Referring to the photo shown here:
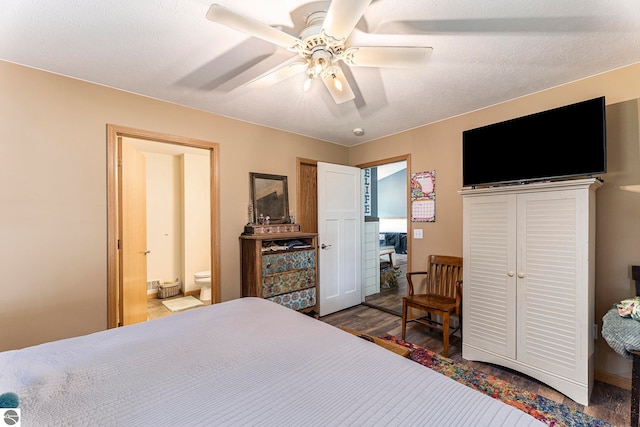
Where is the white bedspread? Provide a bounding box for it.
[0,298,543,426]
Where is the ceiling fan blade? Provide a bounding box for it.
[206,4,303,52]
[343,46,432,67]
[247,60,307,89]
[321,0,372,45]
[321,67,355,104]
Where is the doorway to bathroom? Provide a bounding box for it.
[106,125,220,328]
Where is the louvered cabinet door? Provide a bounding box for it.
[460,179,600,406]
[462,194,517,359]
[516,189,589,383]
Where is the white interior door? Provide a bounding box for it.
[317,162,362,316]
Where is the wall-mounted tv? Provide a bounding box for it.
[462,96,607,188]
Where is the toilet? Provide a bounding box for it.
[193,270,211,301]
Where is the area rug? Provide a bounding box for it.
[161,296,204,312]
[381,335,611,427]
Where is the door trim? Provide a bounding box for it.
[296,157,318,233]
[106,124,221,329]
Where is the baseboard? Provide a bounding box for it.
[595,369,631,390]
[147,291,158,300]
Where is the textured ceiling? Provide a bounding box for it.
[2,0,640,146]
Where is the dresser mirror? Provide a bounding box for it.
[250,172,290,224]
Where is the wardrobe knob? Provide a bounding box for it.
[507,271,515,277]
[518,272,525,279]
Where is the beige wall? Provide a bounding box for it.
[182,152,211,294]
[349,63,640,384]
[595,99,640,381]
[0,60,348,351]
[144,150,183,290]
[2,58,640,384]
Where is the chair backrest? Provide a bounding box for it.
[427,255,463,299]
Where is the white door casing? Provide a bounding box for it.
[317,162,362,316]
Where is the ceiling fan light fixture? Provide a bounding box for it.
[332,74,343,91]
[321,68,355,104]
[208,2,431,106]
[310,49,332,76]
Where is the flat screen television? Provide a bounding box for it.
[462,96,607,187]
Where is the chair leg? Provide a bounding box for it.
[401,300,408,340]
[426,313,434,331]
[442,314,449,358]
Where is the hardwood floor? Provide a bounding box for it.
[364,253,407,315]
[320,304,632,427]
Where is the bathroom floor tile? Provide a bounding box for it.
[146,295,208,320]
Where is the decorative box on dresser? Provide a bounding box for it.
[240,232,318,315]
[460,178,602,406]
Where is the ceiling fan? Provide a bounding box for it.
[206,0,433,104]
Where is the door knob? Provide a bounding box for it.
[321,244,332,249]
[143,250,151,255]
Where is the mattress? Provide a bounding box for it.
[0,297,544,426]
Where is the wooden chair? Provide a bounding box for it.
[401,255,463,358]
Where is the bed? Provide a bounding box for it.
[0,297,543,426]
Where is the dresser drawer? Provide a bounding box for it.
[267,287,316,311]
[262,268,315,298]
[240,232,318,315]
[262,249,315,275]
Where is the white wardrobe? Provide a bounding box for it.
[460,178,601,406]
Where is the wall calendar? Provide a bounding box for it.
[411,170,436,222]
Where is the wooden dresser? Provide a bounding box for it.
[240,232,318,315]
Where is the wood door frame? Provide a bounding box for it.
[356,154,412,274]
[296,157,318,233]
[107,124,221,329]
